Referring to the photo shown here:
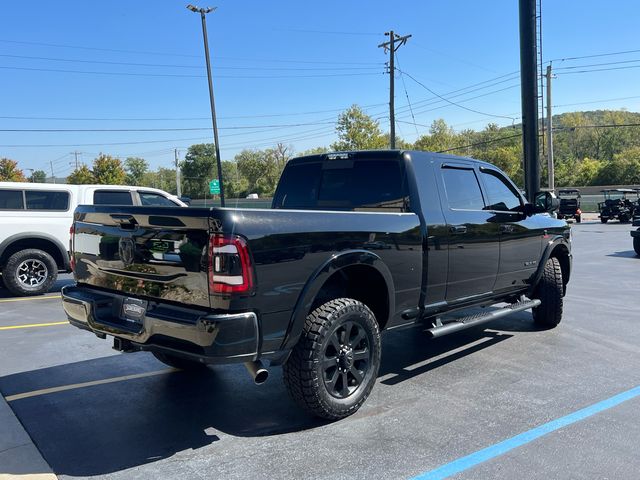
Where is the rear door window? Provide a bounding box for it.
[25,191,70,211]
[0,190,24,210]
[480,170,522,212]
[93,190,134,205]
[441,167,485,210]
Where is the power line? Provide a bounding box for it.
[552,95,640,109]
[554,58,640,71]
[436,133,522,153]
[394,53,419,136]
[555,65,640,75]
[549,48,640,63]
[396,68,518,122]
[0,65,383,79]
[0,53,383,72]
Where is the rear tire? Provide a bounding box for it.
[576,215,582,223]
[283,298,381,420]
[152,351,208,370]
[600,217,608,223]
[634,237,640,256]
[1,249,57,296]
[532,257,564,328]
[620,214,630,223]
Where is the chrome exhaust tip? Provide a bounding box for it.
[244,360,269,385]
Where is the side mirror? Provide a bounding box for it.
[179,195,192,206]
[533,191,559,214]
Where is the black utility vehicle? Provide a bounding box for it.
[632,217,640,256]
[598,188,637,223]
[557,189,582,223]
[62,151,571,419]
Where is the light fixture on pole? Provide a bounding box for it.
[186,4,225,206]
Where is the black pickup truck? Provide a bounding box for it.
[62,150,571,419]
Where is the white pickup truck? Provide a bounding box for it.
[0,182,187,296]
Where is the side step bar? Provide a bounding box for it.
[427,298,541,338]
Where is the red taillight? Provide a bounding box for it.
[208,234,254,294]
[69,223,75,271]
[576,209,582,215]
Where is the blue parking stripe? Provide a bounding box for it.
[411,385,640,480]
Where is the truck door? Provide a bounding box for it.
[439,165,500,301]
[477,168,542,292]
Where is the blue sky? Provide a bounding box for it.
[1,0,639,176]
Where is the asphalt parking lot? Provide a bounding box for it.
[1,220,639,480]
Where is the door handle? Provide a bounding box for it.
[449,225,467,234]
[499,224,515,233]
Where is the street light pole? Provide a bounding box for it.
[187,4,225,207]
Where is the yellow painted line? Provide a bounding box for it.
[0,321,69,331]
[0,294,61,303]
[5,368,177,402]
[0,474,58,480]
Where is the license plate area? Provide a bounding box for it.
[120,297,148,325]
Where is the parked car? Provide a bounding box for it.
[62,150,570,419]
[598,188,637,223]
[557,189,582,223]
[0,183,186,296]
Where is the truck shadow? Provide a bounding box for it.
[0,277,74,299]
[0,314,531,476]
[606,250,639,259]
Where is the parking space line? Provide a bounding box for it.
[0,321,69,331]
[0,294,61,303]
[410,385,640,480]
[5,368,177,402]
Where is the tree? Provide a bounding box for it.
[93,154,126,184]
[331,105,387,151]
[124,157,148,185]
[0,158,27,182]
[31,170,47,183]
[181,143,217,198]
[221,160,249,198]
[414,119,459,152]
[67,165,95,184]
[302,146,329,156]
[235,149,280,196]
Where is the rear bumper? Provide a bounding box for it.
[61,284,259,364]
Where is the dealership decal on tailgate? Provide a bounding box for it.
[121,297,147,324]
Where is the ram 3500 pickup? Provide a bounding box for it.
[62,150,571,419]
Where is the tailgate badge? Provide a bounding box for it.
[118,237,136,267]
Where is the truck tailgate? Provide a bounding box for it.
[72,206,212,307]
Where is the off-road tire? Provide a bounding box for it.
[152,351,208,370]
[576,215,582,223]
[600,217,608,223]
[620,214,630,223]
[2,249,57,296]
[532,257,563,328]
[633,236,640,256]
[283,298,381,420]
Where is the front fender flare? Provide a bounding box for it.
[527,236,571,296]
[280,250,395,351]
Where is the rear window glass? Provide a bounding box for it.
[0,190,24,210]
[273,159,408,211]
[139,192,178,206]
[25,191,70,210]
[93,190,134,205]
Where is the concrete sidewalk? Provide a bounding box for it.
[0,395,55,479]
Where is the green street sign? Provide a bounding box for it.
[209,179,220,195]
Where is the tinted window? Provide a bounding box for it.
[139,192,178,206]
[481,171,522,211]
[274,159,408,211]
[93,190,134,205]
[25,191,70,210]
[442,168,485,210]
[0,190,24,210]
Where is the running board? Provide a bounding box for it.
[427,298,541,338]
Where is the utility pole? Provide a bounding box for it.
[378,31,411,149]
[187,4,225,207]
[546,64,554,192]
[518,0,540,202]
[70,151,82,170]
[49,161,55,184]
[175,148,182,197]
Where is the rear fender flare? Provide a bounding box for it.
[281,250,395,351]
[0,232,70,271]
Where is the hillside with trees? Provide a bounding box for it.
[3,108,639,196]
